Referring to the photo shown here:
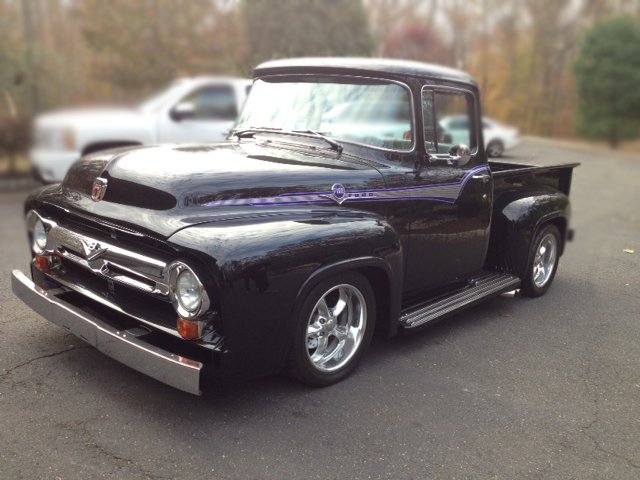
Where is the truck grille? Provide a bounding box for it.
[35,212,181,336]
[47,221,170,299]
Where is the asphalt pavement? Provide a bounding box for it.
[1,139,639,479]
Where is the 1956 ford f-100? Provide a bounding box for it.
[11,58,578,395]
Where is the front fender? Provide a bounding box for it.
[168,212,402,380]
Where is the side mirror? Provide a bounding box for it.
[170,101,196,121]
[448,144,472,166]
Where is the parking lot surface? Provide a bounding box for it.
[1,139,639,479]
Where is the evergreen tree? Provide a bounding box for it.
[573,18,640,147]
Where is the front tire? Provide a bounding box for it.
[521,224,561,297]
[288,272,375,386]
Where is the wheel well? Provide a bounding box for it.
[356,266,392,335]
[488,209,570,277]
[544,217,567,255]
[82,141,141,156]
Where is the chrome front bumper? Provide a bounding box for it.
[11,269,203,395]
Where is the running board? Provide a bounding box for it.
[400,271,521,329]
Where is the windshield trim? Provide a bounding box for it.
[241,73,417,155]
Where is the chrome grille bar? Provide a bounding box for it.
[44,219,170,298]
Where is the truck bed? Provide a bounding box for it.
[490,160,579,197]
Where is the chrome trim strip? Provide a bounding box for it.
[11,269,203,395]
[202,165,490,208]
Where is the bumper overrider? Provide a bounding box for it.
[11,269,204,395]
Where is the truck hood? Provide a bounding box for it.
[38,142,387,239]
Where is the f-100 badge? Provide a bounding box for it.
[331,183,347,204]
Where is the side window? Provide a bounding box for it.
[423,88,476,154]
[180,85,238,121]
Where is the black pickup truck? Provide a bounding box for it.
[12,58,577,395]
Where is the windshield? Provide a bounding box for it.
[235,77,414,151]
[138,80,186,113]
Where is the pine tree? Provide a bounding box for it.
[573,18,640,147]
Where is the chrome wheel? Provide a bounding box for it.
[532,233,557,288]
[305,284,367,373]
[521,224,561,298]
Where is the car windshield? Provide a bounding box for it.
[138,81,186,114]
[235,77,414,151]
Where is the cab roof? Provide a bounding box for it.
[254,57,477,87]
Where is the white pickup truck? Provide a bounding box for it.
[30,76,251,182]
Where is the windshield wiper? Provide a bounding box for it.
[230,126,283,138]
[293,129,343,154]
[232,127,343,155]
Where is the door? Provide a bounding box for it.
[403,85,492,296]
[157,84,239,143]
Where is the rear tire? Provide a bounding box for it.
[287,272,375,386]
[521,224,561,297]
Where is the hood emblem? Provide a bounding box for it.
[330,183,347,204]
[91,177,108,202]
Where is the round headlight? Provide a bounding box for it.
[168,262,210,320]
[176,269,202,313]
[33,219,48,253]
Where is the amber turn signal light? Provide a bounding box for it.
[35,254,54,272]
[177,317,203,340]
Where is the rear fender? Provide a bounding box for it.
[487,190,570,277]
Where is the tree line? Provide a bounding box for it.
[1,0,639,144]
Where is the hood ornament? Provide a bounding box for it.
[92,177,108,202]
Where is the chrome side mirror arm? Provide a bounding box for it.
[427,144,472,166]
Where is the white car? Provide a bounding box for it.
[30,77,252,182]
[319,100,413,148]
[440,116,520,157]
